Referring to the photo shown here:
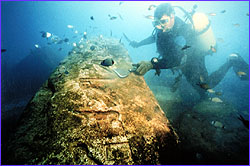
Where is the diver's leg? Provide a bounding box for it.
[208,53,249,88]
[181,55,209,99]
[208,60,232,88]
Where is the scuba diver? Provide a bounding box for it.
[128,3,249,99]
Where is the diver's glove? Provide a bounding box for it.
[129,41,140,48]
[135,61,153,75]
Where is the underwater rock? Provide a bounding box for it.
[174,100,248,164]
[3,37,178,165]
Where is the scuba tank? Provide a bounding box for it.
[173,5,216,53]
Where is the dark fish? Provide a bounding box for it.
[64,38,69,42]
[90,16,94,20]
[119,1,123,5]
[220,10,226,13]
[1,49,7,53]
[58,48,62,51]
[101,58,114,67]
[110,30,112,37]
[64,70,69,74]
[196,82,210,90]
[247,13,249,16]
[47,42,52,45]
[90,45,96,51]
[148,4,157,11]
[110,16,117,20]
[181,45,191,50]
[72,36,77,38]
[57,40,64,44]
[238,115,249,129]
[119,36,122,43]
[118,13,123,20]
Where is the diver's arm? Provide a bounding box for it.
[130,36,155,48]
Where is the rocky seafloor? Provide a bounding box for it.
[3,37,179,165]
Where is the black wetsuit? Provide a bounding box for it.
[137,16,247,99]
[153,17,195,69]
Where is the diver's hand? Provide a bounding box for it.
[129,41,140,48]
[135,61,153,75]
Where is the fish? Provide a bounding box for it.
[101,58,114,66]
[144,15,154,20]
[40,31,52,38]
[47,42,52,45]
[247,13,249,16]
[34,44,40,48]
[118,13,123,20]
[211,121,225,128]
[90,16,94,20]
[148,4,157,11]
[1,49,7,53]
[238,115,249,129]
[67,25,74,29]
[83,31,87,39]
[65,70,69,74]
[211,97,223,103]
[181,45,191,50]
[237,71,247,77]
[199,75,205,82]
[109,15,117,20]
[197,82,210,90]
[220,10,226,13]
[72,36,77,38]
[58,48,62,51]
[119,1,123,5]
[208,13,216,16]
[210,46,217,53]
[232,23,240,27]
[64,38,69,42]
[207,89,215,93]
[110,30,112,37]
[119,36,122,43]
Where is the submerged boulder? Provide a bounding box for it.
[3,37,179,165]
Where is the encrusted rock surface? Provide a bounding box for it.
[3,37,179,165]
